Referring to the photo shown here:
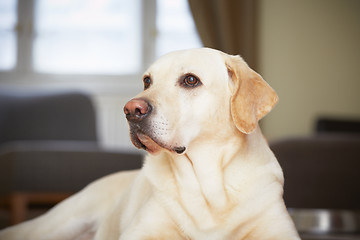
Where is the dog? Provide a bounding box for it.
[0,48,300,240]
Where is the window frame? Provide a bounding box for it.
[0,0,157,95]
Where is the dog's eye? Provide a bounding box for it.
[183,74,201,88]
[143,76,151,90]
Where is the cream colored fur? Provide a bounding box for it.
[0,48,300,240]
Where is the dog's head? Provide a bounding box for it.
[124,48,278,155]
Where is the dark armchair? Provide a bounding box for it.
[270,128,360,239]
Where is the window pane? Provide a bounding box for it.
[34,0,141,75]
[0,0,17,71]
[156,0,202,58]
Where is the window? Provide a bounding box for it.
[0,0,17,71]
[0,0,202,77]
[156,0,202,58]
[34,0,142,75]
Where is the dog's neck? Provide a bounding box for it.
[143,126,276,230]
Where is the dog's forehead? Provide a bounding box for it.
[145,49,227,83]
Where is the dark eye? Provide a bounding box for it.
[143,76,151,90]
[183,74,201,88]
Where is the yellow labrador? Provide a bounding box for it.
[0,48,300,240]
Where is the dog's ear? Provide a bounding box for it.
[225,55,278,134]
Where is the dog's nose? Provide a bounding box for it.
[124,98,152,122]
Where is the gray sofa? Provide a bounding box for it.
[0,91,143,226]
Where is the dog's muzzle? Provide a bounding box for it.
[124,98,186,155]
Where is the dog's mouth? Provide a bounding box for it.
[130,131,186,155]
[134,133,162,154]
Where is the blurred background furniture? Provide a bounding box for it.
[270,118,360,240]
[316,117,360,135]
[0,91,143,227]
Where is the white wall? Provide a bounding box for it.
[258,0,360,140]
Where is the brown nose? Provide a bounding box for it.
[124,98,152,122]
